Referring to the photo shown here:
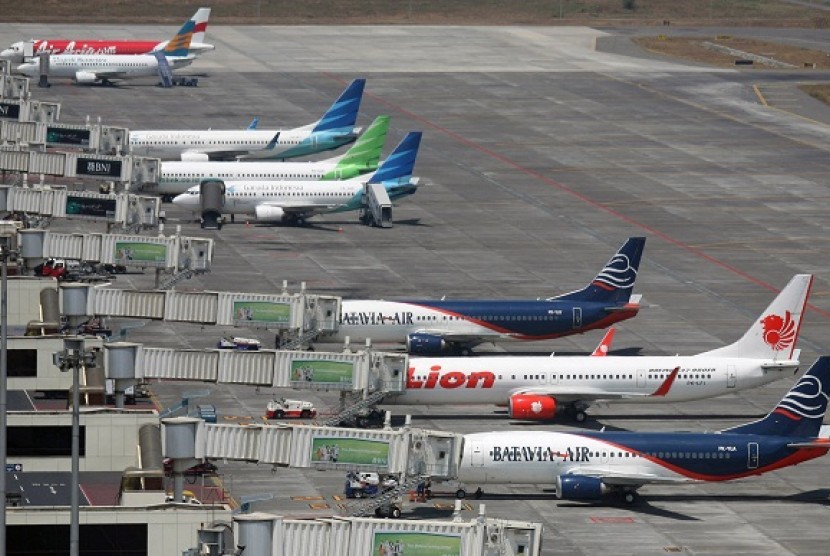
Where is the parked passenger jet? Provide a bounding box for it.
[129,79,367,162]
[320,237,646,354]
[15,19,197,85]
[0,8,213,63]
[156,115,389,199]
[172,131,423,225]
[454,355,830,504]
[389,274,811,422]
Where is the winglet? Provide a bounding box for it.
[591,328,615,357]
[651,367,679,397]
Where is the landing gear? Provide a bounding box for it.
[455,489,467,499]
[567,402,589,423]
[574,410,587,423]
[474,487,483,499]
[621,491,638,505]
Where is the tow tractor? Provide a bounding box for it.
[218,336,262,350]
[344,472,402,518]
[266,397,317,419]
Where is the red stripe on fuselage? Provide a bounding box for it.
[406,303,639,341]
[574,434,828,482]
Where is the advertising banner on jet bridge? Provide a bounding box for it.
[372,531,462,556]
[290,359,354,387]
[232,300,291,326]
[114,241,168,267]
[310,437,389,466]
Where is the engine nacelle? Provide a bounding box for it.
[180,151,210,162]
[556,475,607,501]
[508,394,557,420]
[255,205,287,222]
[406,333,447,355]
[74,71,97,84]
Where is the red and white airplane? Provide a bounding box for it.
[387,274,811,423]
[0,8,213,63]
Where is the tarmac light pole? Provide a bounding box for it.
[54,338,95,556]
[0,233,14,556]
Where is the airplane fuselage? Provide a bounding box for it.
[16,54,193,80]
[458,430,827,486]
[325,299,639,345]
[0,39,213,63]
[392,356,796,405]
[173,178,419,219]
[130,128,358,162]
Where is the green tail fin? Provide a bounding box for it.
[321,115,390,180]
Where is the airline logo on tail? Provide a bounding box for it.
[773,373,828,422]
[163,20,195,56]
[591,253,638,291]
[761,311,796,351]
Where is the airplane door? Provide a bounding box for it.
[636,369,647,388]
[471,442,485,467]
[747,442,759,469]
[572,307,582,329]
[727,365,737,389]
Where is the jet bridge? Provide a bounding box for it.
[0,145,159,184]
[162,416,463,517]
[0,186,160,230]
[0,98,60,123]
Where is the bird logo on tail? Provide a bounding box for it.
[760,311,795,351]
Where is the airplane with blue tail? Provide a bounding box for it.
[456,355,830,504]
[130,79,367,161]
[172,131,423,225]
[322,237,646,354]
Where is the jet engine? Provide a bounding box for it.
[255,205,286,222]
[406,333,447,355]
[180,151,210,162]
[74,71,98,84]
[556,475,607,501]
[508,394,556,420]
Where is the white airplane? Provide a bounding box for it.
[454,356,830,504]
[172,131,423,225]
[155,115,389,199]
[129,79,367,162]
[15,18,197,85]
[0,8,213,63]
[320,237,646,354]
[387,274,811,423]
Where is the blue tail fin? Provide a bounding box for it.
[247,117,259,130]
[312,79,366,133]
[368,132,422,184]
[554,237,646,304]
[723,356,830,437]
[162,19,196,57]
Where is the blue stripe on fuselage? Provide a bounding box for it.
[571,431,810,481]
[402,300,634,339]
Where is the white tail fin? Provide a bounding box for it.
[191,8,211,46]
[698,274,812,360]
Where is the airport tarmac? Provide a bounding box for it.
[3,24,830,555]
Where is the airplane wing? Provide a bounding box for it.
[510,367,680,402]
[262,202,345,217]
[564,468,695,486]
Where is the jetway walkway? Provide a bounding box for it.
[0,185,161,231]
[162,416,464,518]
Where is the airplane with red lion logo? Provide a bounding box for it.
[387,274,812,423]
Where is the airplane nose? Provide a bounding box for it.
[172,193,197,208]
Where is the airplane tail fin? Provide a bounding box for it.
[723,356,830,437]
[311,79,366,133]
[191,7,211,46]
[368,132,422,185]
[554,237,646,305]
[322,115,390,179]
[247,117,259,130]
[698,274,812,361]
[161,17,196,57]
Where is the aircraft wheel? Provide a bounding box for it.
[391,507,402,518]
[296,216,306,226]
[354,490,363,498]
[574,410,587,423]
[455,489,467,500]
[623,491,637,505]
[275,410,285,419]
[474,487,483,499]
[459,347,473,356]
